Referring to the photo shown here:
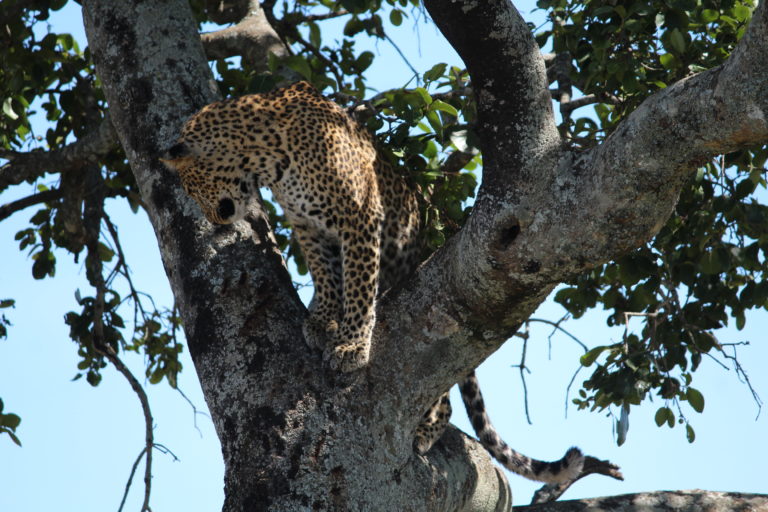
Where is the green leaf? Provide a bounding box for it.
[660,53,679,69]
[414,87,432,106]
[580,345,608,366]
[97,242,115,262]
[700,9,719,23]
[389,9,403,26]
[355,51,374,72]
[686,387,705,413]
[430,99,458,117]
[686,424,696,443]
[654,406,674,427]
[308,22,321,48]
[668,29,686,54]
[284,56,312,80]
[423,63,446,83]
[0,413,21,430]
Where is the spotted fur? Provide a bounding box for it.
[161,81,584,484]
[161,81,419,372]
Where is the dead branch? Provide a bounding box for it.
[531,456,624,504]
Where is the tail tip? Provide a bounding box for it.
[562,446,585,481]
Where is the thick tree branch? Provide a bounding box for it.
[0,114,116,192]
[201,0,290,68]
[518,490,768,511]
[369,0,768,439]
[423,0,559,191]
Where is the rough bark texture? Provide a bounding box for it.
[80,0,768,510]
[518,490,768,511]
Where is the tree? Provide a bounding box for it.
[1,0,767,510]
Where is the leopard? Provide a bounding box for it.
[161,80,584,484]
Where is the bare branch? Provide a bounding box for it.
[0,189,64,223]
[0,114,116,192]
[100,347,155,512]
[531,456,624,504]
[117,447,148,512]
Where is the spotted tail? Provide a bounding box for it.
[460,371,584,484]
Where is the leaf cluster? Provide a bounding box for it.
[539,0,765,441]
[1,0,183,434]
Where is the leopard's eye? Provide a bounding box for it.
[217,198,235,220]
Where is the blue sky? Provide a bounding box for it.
[0,2,766,511]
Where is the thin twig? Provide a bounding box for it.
[299,10,349,23]
[118,447,147,512]
[511,323,533,424]
[526,316,588,351]
[176,386,211,437]
[383,33,419,82]
[564,365,584,418]
[291,32,345,88]
[99,347,154,512]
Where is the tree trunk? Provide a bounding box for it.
[80,0,768,510]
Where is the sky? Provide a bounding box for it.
[1,2,767,511]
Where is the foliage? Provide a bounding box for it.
[0,0,765,448]
[0,398,22,446]
[537,0,766,441]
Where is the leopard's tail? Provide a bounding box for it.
[460,371,584,484]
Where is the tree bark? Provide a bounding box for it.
[518,490,768,511]
[81,0,511,510]
[80,0,768,510]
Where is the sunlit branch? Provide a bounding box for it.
[531,455,624,504]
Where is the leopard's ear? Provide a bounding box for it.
[159,142,191,170]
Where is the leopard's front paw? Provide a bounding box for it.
[303,316,337,351]
[324,341,370,372]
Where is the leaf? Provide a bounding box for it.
[0,413,21,430]
[284,56,312,80]
[654,406,674,427]
[430,99,458,117]
[413,87,432,106]
[686,424,696,443]
[668,29,686,54]
[580,345,608,366]
[616,404,630,446]
[700,9,719,23]
[389,9,403,26]
[659,53,678,69]
[3,98,19,120]
[355,51,374,72]
[423,63,446,83]
[308,22,321,48]
[687,387,705,413]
